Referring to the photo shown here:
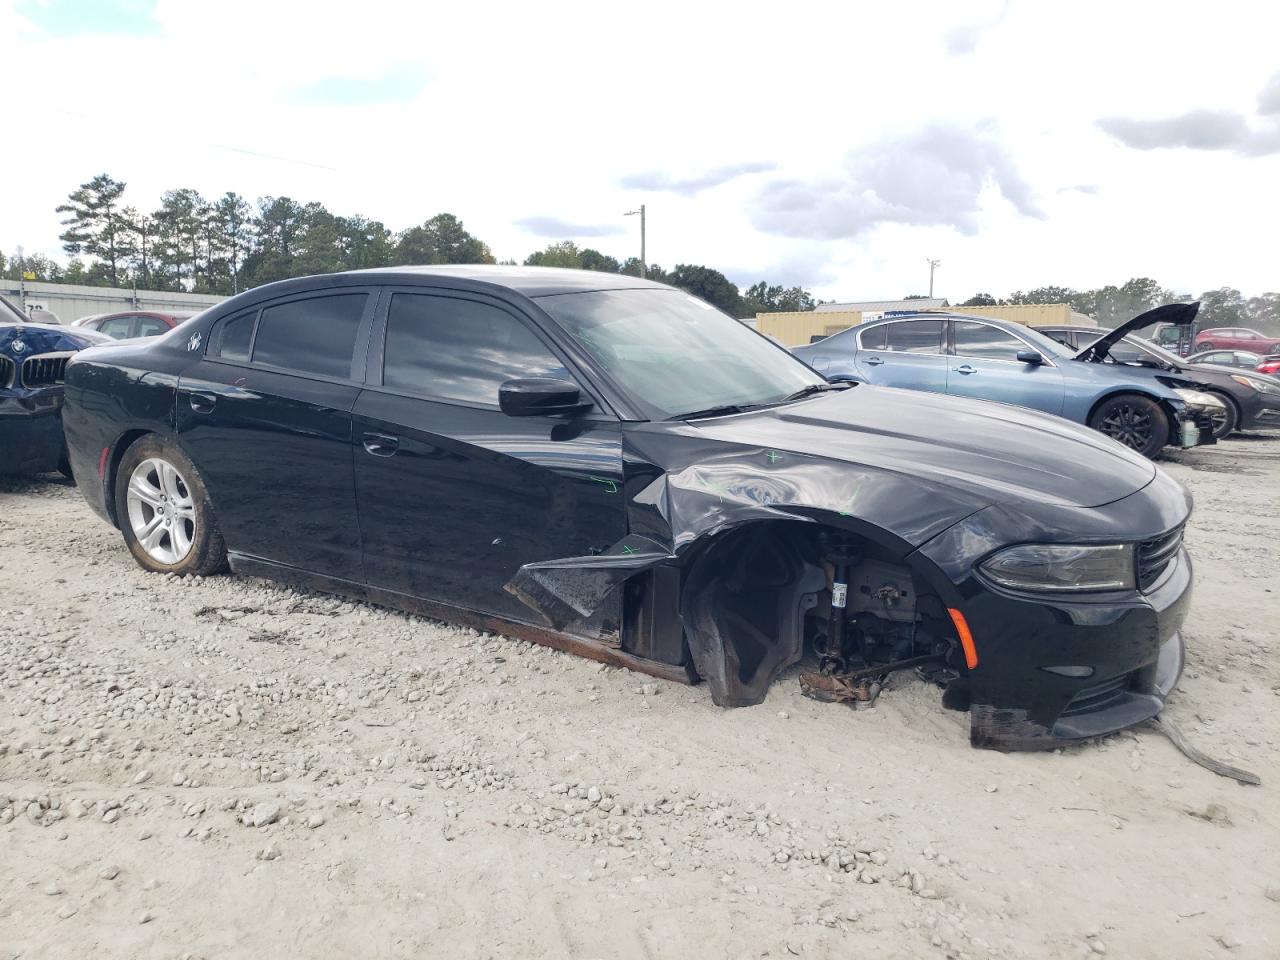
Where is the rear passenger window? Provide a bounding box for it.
[216,310,256,362]
[884,320,944,354]
[252,293,368,378]
[858,325,888,350]
[383,294,570,405]
[136,317,170,337]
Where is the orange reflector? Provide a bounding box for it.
[947,608,979,670]
[97,446,109,481]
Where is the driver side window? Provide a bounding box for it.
[382,293,571,405]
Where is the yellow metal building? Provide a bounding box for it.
[755,301,1094,347]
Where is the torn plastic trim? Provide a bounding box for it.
[503,533,673,630]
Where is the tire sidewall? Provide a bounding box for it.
[1089,394,1170,458]
[114,435,224,576]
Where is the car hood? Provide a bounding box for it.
[0,322,109,356]
[1179,361,1280,387]
[684,385,1156,511]
[1076,301,1199,362]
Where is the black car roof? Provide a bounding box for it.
[346,265,670,298]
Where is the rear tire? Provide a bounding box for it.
[1088,394,1170,459]
[1205,390,1239,440]
[114,435,228,576]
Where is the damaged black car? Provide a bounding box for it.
[61,267,1192,750]
[1,296,110,476]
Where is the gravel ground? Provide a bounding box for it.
[1,436,1278,960]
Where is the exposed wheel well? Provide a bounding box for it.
[678,519,958,707]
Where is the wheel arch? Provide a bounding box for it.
[1086,388,1179,437]
[675,514,960,707]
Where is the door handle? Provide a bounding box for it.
[953,365,977,375]
[188,392,216,413]
[864,356,885,366]
[362,432,400,457]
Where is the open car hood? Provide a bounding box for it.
[1076,301,1200,363]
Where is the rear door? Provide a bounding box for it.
[175,288,377,579]
[946,320,1065,415]
[855,319,948,392]
[352,287,626,622]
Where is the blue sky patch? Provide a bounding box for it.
[17,0,161,36]
[293,64,429,106]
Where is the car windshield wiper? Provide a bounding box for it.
[780,382,852,403]
[666,404,749,421]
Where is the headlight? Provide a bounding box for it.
[979,543,1135,593]
[1231,375,1280,395]
[1173,388,1224,410]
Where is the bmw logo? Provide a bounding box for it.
[11,339,25,354]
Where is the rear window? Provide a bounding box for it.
[884,319,944,354]
[216,310,256,362]
[252,293,368,378]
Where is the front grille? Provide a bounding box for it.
[20,353,70,387]
[1137,528,1183,590]
[0,355,13,388]
[1060,672,1133,717]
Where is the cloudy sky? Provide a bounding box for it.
[3,0,1278,302]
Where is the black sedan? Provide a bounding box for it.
[63,266,1192,750]
[1,296,110,476]
[1042,325,1280,437]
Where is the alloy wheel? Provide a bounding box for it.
[1098,404,1153,451]
[125,457,197,564]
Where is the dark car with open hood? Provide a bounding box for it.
[1,295,110,476]
[62,266,1192,750]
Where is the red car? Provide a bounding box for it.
[1194,326,1280,354]
[1258,356,1280,376]
[73,310,197,339]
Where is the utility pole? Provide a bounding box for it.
[624,204,646,278]
[926,258,941,298]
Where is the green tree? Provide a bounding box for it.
[242,196,306,287]
[961,293,999,306]
[1196,287,1247,330]
[122,207,155,288]
[524,240,583,269]
[153,188,209,290]
[394,213,494,265]
[742,282,817,314]
[56,173,130,287]
[212,192,254,293]
[667,264,744,315]
[579,248,621,273]
[1007,285,1076,306]
[1244,293,1280,335]
[619,257,668,283]
[337,214,393,271]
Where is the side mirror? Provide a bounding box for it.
[1016,350,1045,365]
[499,377,592,417]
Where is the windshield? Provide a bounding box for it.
[1012,323,1077,359]
[537,288,825,419]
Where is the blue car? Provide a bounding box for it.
[791,308,1214,459]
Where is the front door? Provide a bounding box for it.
[175,289,376,579]
[353,289,626,623]
[945,319,1065,415]
[855,318,949,392]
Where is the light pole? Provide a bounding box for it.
[624,204,646,278]
[926,258,941,298]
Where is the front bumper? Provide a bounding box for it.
[962,547,1192,750]
[914,470,1194,751]
[0,394,66,474]
[1238,391,1280,430]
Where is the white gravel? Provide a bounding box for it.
[1,436,1278,958]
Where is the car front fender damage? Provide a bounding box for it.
[504,451,974,709]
